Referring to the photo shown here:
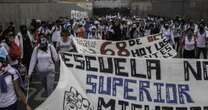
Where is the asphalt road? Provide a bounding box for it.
[18,72,60,110]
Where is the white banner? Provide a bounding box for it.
[36,52,208,110]
[71,10,88,19]
[73,34,177,58]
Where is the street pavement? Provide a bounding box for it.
[18,72,59,110]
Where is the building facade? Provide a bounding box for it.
[130,0,208,19]
[0,0,93,28]
[0,0,57,3]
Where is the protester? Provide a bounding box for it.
[196,23,208,59]
[76,23,86,38]
[6,22,16,35]
[51,20,62,48]
[33,20,42,44]
[15,25,34,70]
[1,32,20,67]
[172,21,183,52]
[56,29,76,53]
[161,23,175,47]
[112,20,122,41]
[150,23,160,35]
[144,23,151,36]
[0,47,32,110]
[28,34,58,97]
[129,23,139,39]
[37,21,51,40]
[105,21,114,40]
[181,28,196,58]
[87,26,102,39]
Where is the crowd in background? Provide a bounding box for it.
[0,15,208,110]
[1,15,208,59]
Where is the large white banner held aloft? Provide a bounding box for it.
[73,34,177,58]
[36,52,208,110]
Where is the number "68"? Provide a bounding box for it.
[100,42,130,56]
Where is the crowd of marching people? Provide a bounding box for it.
[0,15,208,109]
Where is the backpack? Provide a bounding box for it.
[9,41,21,60]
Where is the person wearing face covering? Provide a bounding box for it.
[161,23,175,48]
[129,24,139,39]
[0,47,32,110]
[1,32,20,67]
[28,34,58,96]
[181,28,196,58]
[196,23,208,59]
[87,26,102,39]
[56,29,76,53]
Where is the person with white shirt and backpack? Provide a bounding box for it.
[28,34,59,97]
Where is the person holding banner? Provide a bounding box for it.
[161,23,175,48]
[172,21,183,53]
[129,23,139,39]
[181,28,196,58]
[28,34,59,97]
[0,47,32,110]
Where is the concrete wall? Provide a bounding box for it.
[185,0,208,19]
[0,0,56,3]
[0,2,92,29]
[151,0,185,17]
[130,1,152,17]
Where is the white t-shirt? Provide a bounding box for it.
[57,36,74,53]
[173,25,182,38]
[144,29,151,36]
[51,26,62,42]
[163,29,172,40]
[196,31,207,48]
[162,28,175,45]
[28,44,58,76]
[184,36,195,51]
[36,46,55,73]
[0,65,19,108]
[87,33,102,40]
